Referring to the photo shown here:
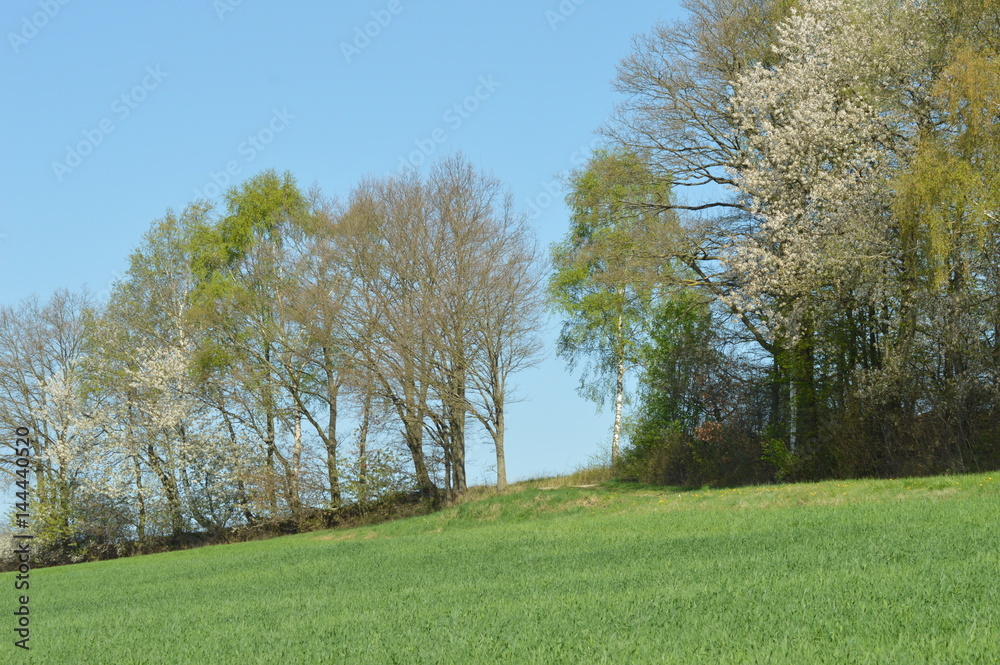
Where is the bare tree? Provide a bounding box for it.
[331,156,545,499]
[426,157,545,491]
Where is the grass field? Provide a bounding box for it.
[4,472,999,664]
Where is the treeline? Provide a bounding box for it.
[0,155,544,555]
[6,0,1000,556]
[552,0,1000,485]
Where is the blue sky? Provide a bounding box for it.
[1,0,684,485]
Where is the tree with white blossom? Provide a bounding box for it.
[726,0,932,449]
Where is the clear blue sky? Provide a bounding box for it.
[1,0,684,485]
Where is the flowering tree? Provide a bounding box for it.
[0,291,102,547]
[726,0,930,450]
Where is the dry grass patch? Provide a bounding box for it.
[313,532,358,542]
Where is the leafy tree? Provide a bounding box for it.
[631,291,719,442]
[602,0,801,451]
[188,170,316,515]
[603,0,1000,480]
[550,148,676,460]
[726,0,929,453]
[86,207,252,536]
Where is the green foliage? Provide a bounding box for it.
[630,290,718,439]
[619,290,777,487]
[5,474,999,663]
[617,422,772,488]
[548,147,674,405]
[190,169,307,282]
[598,0,1000,486]
[761,437,800,482]
[338,446,413,508]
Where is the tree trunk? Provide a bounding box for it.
[290,406,303,516]
[358,391,371,497]
[788,330,817,455]
[324,350,341,506]
[134,455,146,542]
[401,405,436,502]
[222,409,255,523]
[147,443,184,537]
[265,409,278,513]
[449,367,467,496]
[612,348,625,462]
[495,393,507,490]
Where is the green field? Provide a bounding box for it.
[4,473,999,664]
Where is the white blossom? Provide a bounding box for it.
[725,0,929,339]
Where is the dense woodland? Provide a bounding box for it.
[4,0,1000,558]
[553,0,1000,487]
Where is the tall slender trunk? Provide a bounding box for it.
[265,409,277,512]
[222,409,255,523]
[611,310,626,462]
[789,374,797,453]
[290,405,303,515]
[770,350,782,434]
[323,348,341,506]
[128,403,146,541]
[263,409,295,516]
[449,365,467,496]
[494,390,507,490]
[263,342,279,512]
[789,321,816,455]
[134,455,146,542]
[358,391,371,498]
[147,443,184,537]
[444,440,453,499]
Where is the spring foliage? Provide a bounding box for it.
[596,0,1000,483]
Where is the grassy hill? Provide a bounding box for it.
[5,472,999,664]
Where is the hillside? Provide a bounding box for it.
[5,473,999,664]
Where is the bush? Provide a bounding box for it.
[618,422,773,488]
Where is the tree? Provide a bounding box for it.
[889,37,1000,469]
[335,169,441,501]
[605,0,798,198]
[278,190,353,508]
[631,290,720,442]
[427,156,545,491]
[601,0,801,454]
[334,155,544,498]
[0,290,102,547]
[550,148,676,461]
[86,206,250,537]
[726,0,930,452]
[189,170,317,516]
[607,0,1000,480]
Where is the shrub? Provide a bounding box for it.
[618,421,773,488]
